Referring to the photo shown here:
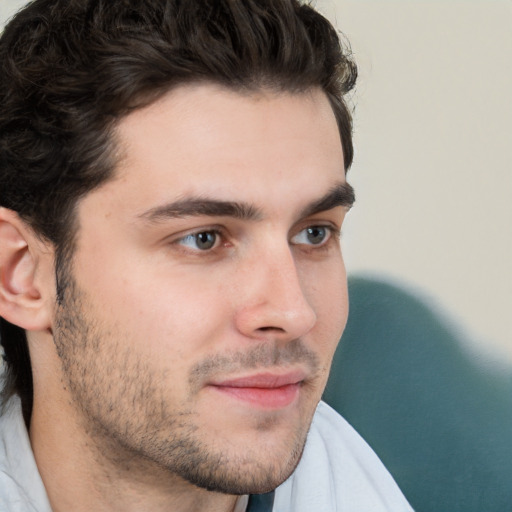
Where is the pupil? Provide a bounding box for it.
[307,227,325,244]
[196,232,216,250]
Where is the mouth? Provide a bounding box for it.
[208,370,306,409]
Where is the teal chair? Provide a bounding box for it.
[323,276,512,512]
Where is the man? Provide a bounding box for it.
[0,1,412,511]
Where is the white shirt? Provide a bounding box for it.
[0,396,412,511]
[273,401,413,511]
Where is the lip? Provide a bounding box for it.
[208,370,306,409]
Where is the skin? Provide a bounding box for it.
[12,84,353,512]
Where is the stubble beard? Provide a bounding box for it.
[52,269,322,495]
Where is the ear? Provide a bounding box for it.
[0,207,55,331]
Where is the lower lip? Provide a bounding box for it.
[210,383,301,409]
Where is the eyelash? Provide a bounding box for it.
[173,224,339,254]
[176,228,226,252]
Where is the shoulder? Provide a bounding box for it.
[0,396,53,512]
[273,401,413,512]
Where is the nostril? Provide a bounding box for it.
[258,326,286,333]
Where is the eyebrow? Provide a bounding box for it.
[140,197,263,222]
[139,182,355,223]
[299,182,355,218]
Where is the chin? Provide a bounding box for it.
[158,422,308,496]
[184,446,305,495]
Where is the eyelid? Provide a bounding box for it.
[164,218,341,255]
[290,223,340,247]
[179,231,220,250]
[170,225,228,252]
[299,207,346,229]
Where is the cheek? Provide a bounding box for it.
[304,259,348,354]
[107,267,232,353]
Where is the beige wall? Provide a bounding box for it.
[0,1,23,25]
[2,0,511,363]
[318,0,512,364]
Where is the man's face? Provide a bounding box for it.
[53,84,352,494]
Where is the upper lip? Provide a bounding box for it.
[209,370,307,389]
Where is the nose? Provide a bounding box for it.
[234,244,317,342]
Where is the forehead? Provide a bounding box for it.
[95,83,345,218]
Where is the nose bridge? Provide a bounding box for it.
[236,237,317,340]
[266,243,304,307]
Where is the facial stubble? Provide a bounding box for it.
[52,270,323,495]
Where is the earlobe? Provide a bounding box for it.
[0,207,54,331]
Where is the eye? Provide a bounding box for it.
[291,226,332,246]
[178,230,220,251]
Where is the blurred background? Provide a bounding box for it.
[2,1,511,510]
[318,0,512,367]
[313,2,512,510]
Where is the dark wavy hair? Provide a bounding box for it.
[0,0,357,420]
